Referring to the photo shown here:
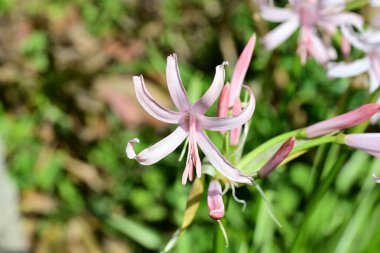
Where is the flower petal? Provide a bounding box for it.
[166,54,191,111]
[320,13,363,30]
[327,57,370,78]
[198,86,255,131]
[260,5,296,22]
[341,24,370,52]
[192,62,227,114]
[369,69,380,93]
[228,34,256,107]
[126,127,188,165]
[262,16,299,50]
[133,75,182,124]
[197,131,252,184]
[309,31,333,64]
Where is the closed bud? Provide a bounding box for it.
[259,137,295,178]
[207,179,225,220]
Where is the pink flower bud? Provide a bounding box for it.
[259,137,295,178]
[217,83,230,118]
[228,34,256,108]
[207,179,225,220]
[345,134,380,157]
[341,35,351,58]
[230,98,242,146]
[306,104,380,138]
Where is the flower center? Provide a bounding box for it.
[297,1,318,27]
[181,113,202,184]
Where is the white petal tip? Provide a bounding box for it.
[126,138,140,159]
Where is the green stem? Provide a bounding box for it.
[238,129,303,169]
[240,134,337,175]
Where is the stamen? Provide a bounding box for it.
[231,184,247,211]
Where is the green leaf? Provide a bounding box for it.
[107,214,162,250]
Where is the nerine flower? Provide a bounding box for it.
[127,54,255,185]
[328,25,380,93]
[305,103,380,138]
[259,0,363,64]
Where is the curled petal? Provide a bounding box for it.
[166,54,191,111]
[197,131,252,184]
[320,13,363,30]
[341,24,370,52]
[373,174,380,183]
[133,76,182,124]
[229,34,256,108]
[198,86,255,132]
[192,62,227,114]
[260,5,296,22]
[126,127,188,165]
[262,16,299,50]
[207,179,225,220]
[327,57,370,78]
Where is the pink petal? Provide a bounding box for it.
[345,134,380,155]
[327,57,370,78]
[228,34,256,108]
[198,86,255,132]
[192,62,227,114]
[126,127,188,165]
[369,70,380,93]
[166,54,191,111]
[133,76,183,124]
[371,58,380,82]
[341,25,370,52]
[217,83,230,118]
[306,103,380,138]
[262,16,299,50]
[230,99,242,146]
[259,137,295,178]
[197,131,252,184]
[309,31,333,64]
[260,5,296,23]
[320,13,363,30]
[207,179,225,220]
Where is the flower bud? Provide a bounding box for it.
[306,104,380,138]
[217,83,230,118]
[259,137,295,178]
[230,98,242,146]
[207,179,225,220]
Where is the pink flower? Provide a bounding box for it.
[260,0,363,64]
[258,137,295,178]
[217,34,256,145]
[127,54,255,185]
[207,179,225,220]
[305,103,380,138]
[345,133,380,157]
[328,25,380,93]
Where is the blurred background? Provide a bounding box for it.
[1,0,380,252]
